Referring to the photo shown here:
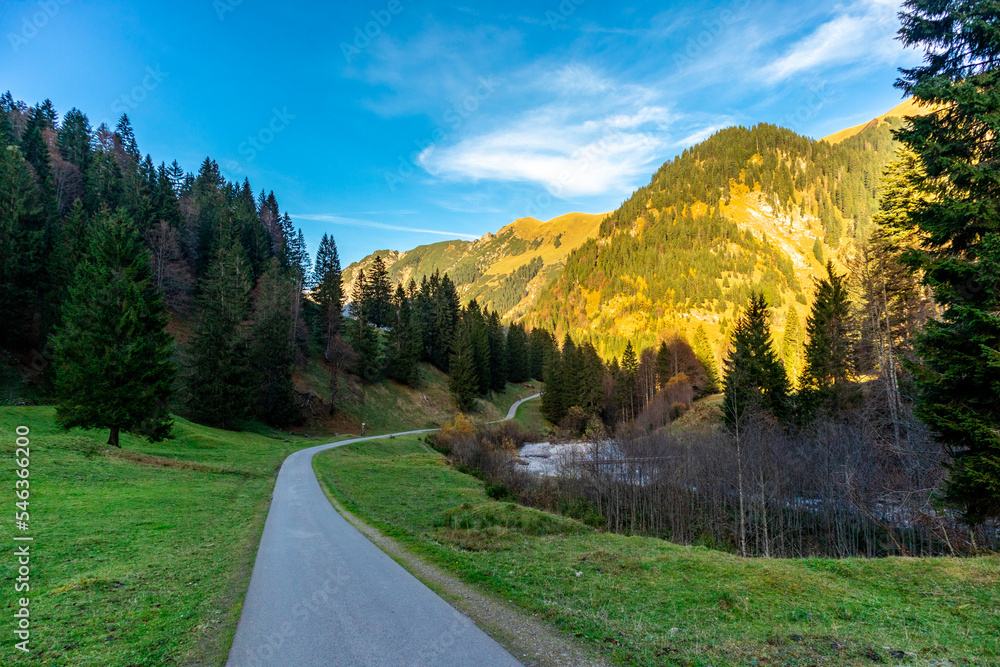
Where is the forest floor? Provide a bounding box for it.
[314,433,1000,667]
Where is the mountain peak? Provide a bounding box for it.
[823,97,935,144]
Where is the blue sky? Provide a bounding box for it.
[1,0,919,264]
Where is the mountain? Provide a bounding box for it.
[343,212,607,319]
[822,98,934,144]
[347,101,920,363]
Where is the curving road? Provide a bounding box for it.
[226,394,541,667]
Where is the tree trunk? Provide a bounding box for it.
[108,426,121,448]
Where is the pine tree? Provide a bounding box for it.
[723,292,790,425]
[486,310,508,393]
[621,341,638,420]
[894,0,1000,523]
[251,260,300,426]
[367,255,393,328]
[313,233,344,360]
[693,325,721,394]
[781,307,805,389]
[541,341,566,423]
[57,108,92,171]
[463,300,491,396]
[431,273,460,370]
[505,322,530,383]
[52,211,174,447]
[578,342,606,414]
[0,145,44,342]
[387,284,421,386]
[349,296,382,383]
[800,262,855,417]
[186,238,256,427]
[449,318,479,413]
[528,327,556,382]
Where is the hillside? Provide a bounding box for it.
[343,212,607,319]
[347,101,921,364]
[823,97,935,144]
[527,119,903,359]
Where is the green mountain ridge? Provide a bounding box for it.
[346,103,923,365]
[342,211,607,319]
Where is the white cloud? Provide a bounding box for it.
[291,214,480,240]
[417,65,675,197]
[761,1,902,83]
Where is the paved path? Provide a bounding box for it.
[504,393,541,421]
[227,395,540,667]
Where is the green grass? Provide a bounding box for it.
[0,407,326,666]
[334,364,540,436]
[511,392,548,434]
[314,435,1000,667]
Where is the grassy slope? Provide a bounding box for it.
[299,361,541,436]
[0,407,329,666]
[511,392,548,435]
[315,435,1000,667]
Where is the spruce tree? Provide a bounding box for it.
[505,322,529,383]
[723,292,790,425]
[367,255,393,328]
[693,325,721,394]
[449,318,479,413]
[349,299,382,383]
[251,260,299,426]
[894,0,1000,523]
[387,284,421,386]
[541,342,566,423]
[781,307,805,389]
[0,145,44,341]
[431,273,460,370]
[800,264,855,421]
[528,327,556,382]
[52,211,174,447]
[656,341,672,389]
[621,341,638,420]
[313,233,344,360]
[463,300,491,396]
[186,238,256,427]
[57,108,92,171]
[487,310,508,392]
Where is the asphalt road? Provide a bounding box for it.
[227,395,540,667]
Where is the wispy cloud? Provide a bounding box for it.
[760,0,902,84]
[417,64,676,197]
[291,214,480,240]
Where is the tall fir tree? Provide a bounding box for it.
[367,255,393,328]
[186,238,256,427]
[52,211,174,447]
[449,317,479,413]
[313,233,344,360]
[505,322,530,383]
[387,283,421,386]
[0,144,44,343]
[251,260,300,426]
[541,340,567,423]
[723,292,790,425]
[693,324,721,394]
[349,272,382,383]
[486,310,508,392]
[781,307,805,389]
[894,0,1000,523]
[800,262,854,404]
